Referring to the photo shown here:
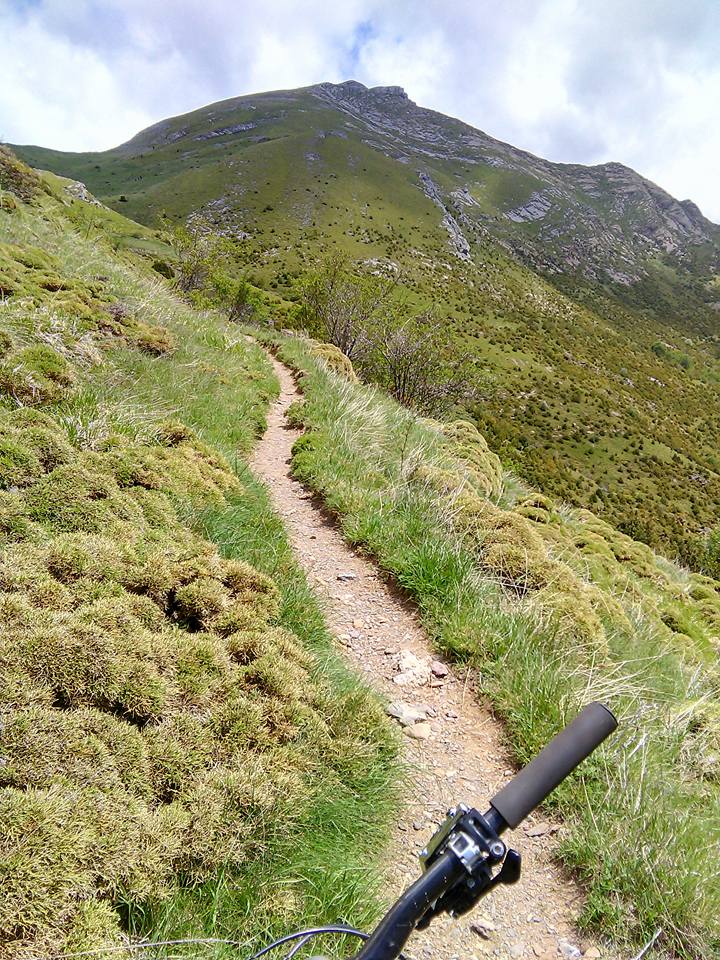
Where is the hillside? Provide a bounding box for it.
[260,330,720,957]
[2,136,720,958]
[0,147,397,956]
[12,81,720,570]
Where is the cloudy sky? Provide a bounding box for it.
[2,0,719,221]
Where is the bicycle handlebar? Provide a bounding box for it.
[489,702,617,829]
[352,702,617,960]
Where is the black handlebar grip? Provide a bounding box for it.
[489,702,617,830]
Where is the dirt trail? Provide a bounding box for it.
[250,353,609,960]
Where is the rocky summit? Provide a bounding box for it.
[14,79,720,295]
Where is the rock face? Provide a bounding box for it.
[194,121,258,140]
[506,192,552,223]
[306,81,719,279]
[418,171,472,260]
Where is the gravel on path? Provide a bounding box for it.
[249,351,613,960]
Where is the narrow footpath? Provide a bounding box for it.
[250,352,609,960]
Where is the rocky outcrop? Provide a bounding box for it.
[194,121,258,140]
[314,81,414,112]
[307,81,719,281]
[64,180,102,206]
[418,172,472,261]
[451,187,480,207]
[506,192,552,223]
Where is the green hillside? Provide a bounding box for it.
[12,82,720,570]
[0,147,397,957]
[2,112,720,959]
[257,330,720,957]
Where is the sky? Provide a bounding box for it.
[1,0,719,221]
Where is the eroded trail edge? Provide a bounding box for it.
[250,352,608,960]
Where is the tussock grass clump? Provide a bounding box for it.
[439,490,614,651]
[0,414,389,954]
[0,342,75,405]
[312,342,359,381]
[0,240,111,320]
[0,240,173,379]
[0,173,398,959]
[0,146,43,203]
[440,418,504,499]
[285,397,307,428]
[0,240,394,956]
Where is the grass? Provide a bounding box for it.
[0,153,399,958]
[12,82,720,575]
[257,329,720,960]
[118,481,400,960]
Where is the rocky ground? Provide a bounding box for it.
[250,353,615,960]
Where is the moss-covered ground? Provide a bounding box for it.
[0,151,398,958]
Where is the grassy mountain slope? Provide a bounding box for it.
[12,82,720,568]
[0,148,398,957]
[3,98,720,957]
[259,331,720,958]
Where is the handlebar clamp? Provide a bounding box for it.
[416,805,521,928]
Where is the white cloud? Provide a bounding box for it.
[1,0,718,221]
[0,12,152,149]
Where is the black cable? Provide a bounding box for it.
[246,925,368,960]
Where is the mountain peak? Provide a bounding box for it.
[314,80,413,107]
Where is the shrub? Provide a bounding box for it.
[211,270,258,323]
[363,311,477,416]
[298,253,395,358]
[152,259,174,279]
[313,342,358,381]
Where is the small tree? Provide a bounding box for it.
[211,271,256,323]
[364,310,476,416]
[299,254,396,359]
[160,216,221,293]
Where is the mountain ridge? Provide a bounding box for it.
[12,81,719,321]
[114,79,717,231]
[9,81,720,569]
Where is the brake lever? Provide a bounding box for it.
[415,804,521,929]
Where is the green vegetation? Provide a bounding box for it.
[257,329,720,959]
[0,150,398,957]
[15,83,718,572]
[298,257,476,415]
[6,72,720,956]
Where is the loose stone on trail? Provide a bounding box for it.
[405,721,433,740]
[385,701,429,727]
[250,351,612,960]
